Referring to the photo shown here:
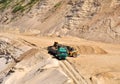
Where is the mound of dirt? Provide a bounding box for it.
[91,71,120,84]
[74,45,107,55]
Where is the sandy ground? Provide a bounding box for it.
[0,33,120,84]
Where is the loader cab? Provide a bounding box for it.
[56,46,68,60]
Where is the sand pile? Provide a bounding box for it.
[91,71,120,84]
[74,45,107,55]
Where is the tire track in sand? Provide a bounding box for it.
[59,60,88,84]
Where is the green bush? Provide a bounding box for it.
[12,5,24,13]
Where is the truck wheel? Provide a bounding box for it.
[72,53,77,57]
[63,58,66,60]
[58,56,61,60]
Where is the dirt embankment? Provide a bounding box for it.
[62,0,120,43]
[0,0,120,43]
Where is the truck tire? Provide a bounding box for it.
[72,52,77,57]
[58,56,62,60]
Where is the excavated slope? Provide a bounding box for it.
[0,0,120,43]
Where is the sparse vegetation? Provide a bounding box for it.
[0,0,40,13]
[28,0,38,5]
[12,5,24,13]
[25,0,40,11]
[0,0,11,10]
[0,0,8,4]
[12,0,39,13]
[54,1,62,8]
[49,1,62,13]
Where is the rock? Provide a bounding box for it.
[0,58,7,71]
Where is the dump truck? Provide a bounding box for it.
[47,42,78,60]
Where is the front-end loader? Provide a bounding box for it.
[47,42,78,60]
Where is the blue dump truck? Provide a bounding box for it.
[47,42,77,60]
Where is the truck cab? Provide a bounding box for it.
[56,47,68,60]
